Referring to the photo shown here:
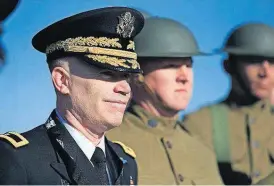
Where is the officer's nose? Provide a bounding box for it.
[114,80,131,96]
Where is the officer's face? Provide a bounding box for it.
[144,57,193,111]
[237,56,274,99]
[58,57,132,133]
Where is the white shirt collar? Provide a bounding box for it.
[55,110,106,160]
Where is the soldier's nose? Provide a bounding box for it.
[177,65,188,83]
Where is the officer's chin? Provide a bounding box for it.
[104,118,124,132]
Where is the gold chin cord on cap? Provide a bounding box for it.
[137,74,172,112]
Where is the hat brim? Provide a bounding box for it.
[215,47,274,58]
[137,51,211,58]
[81,55,143,74]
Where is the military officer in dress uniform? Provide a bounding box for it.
[0,0,19,66]
[0,7,144,185]
[107,16,224,185]
[183,23,274,185]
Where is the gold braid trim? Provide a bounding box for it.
[86,54,139,69]
[66,46,137,59]
[127,40,135,50]
[46,36,122,54]
[128,59,140,69]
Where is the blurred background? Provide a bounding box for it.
[1,0,274,133]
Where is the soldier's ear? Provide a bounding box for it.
[223,58,231,74]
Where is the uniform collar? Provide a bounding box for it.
[228,99,269,111]
[55,109,106,160]
[127,104,179,136]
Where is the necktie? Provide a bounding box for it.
[90,147,109,185]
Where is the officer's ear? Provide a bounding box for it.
[136,74,145,85]
[51,67,70,95]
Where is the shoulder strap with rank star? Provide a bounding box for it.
[112,141,136,158]
[0,131,29,148]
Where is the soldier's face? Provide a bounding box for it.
[144,57,193,111]
[67,58,132,133]
[237,57,274,99]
